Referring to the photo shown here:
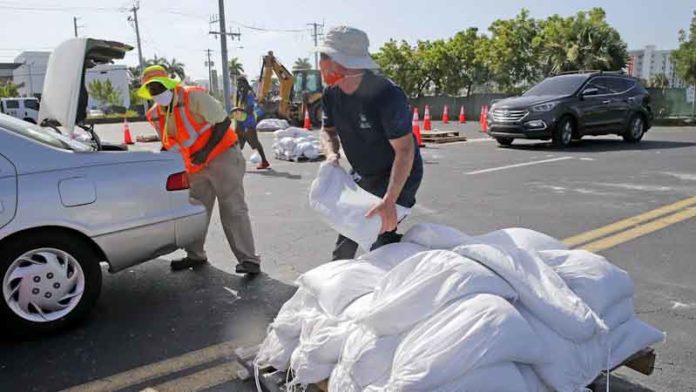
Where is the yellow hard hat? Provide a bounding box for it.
[137,65,180,99]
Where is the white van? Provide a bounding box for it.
[0,97,40,124]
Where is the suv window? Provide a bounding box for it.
[4,100,19,109]
[523,75,588,96]
[585,78,613,95]
[24,99,40,111]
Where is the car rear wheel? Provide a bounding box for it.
[496,137,514,146]
[623,114,645,143]
[0,232,102,338]
[553,116,574,148]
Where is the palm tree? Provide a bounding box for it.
[293,57,312,70]
[648,74,669,89]
[228,58,244,77]
[167,58,186,80]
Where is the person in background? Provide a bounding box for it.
[138,65,262,275]
[234,76,270,169]
[317,26,424,261]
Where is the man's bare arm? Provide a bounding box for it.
[320,126,341,158]
[384,133,415,204]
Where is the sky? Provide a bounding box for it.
[0,0,694,82]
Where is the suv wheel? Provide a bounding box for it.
[496,137,514,146]
[0,232,102,338]
[623,115,645,143]
[553,116,574,148]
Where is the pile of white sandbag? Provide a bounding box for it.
[257,118,290,132]
[255,223,665,392]
[273,127,322,161]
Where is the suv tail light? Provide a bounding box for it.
[166,171,190,191]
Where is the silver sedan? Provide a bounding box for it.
[0,114,207,337]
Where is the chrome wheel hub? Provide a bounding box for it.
[3,248,85,322]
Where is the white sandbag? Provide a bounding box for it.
[454,244,607,342]
[332,325,401,389]
[359,250,517,336]
[430,363,530,392]
[278,136,296,152]
[296,259,385,316]
[402,223,473,249]
[377,294,544,391]
[517,305,607,392]
[255,328,297,371]
[329,364,361,392]
[341,292,374,320]
[474,227,568,253]
[357,242,428,271]
[518,365,553,392]
[289,348,335,385]
[248,151,262,164]
[609,317,665,369]
[309,163,410,251]
[295,316,353,365]
[603,296,635,330]
[270,288,321,340]
[303,145,321,159]
[274,126,312,139]
[257,118,289,131]
[539,249,634,316]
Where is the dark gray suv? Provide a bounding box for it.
[487,72,652,147]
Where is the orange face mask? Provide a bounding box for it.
[320,58,344,86]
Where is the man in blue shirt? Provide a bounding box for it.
[317,26,423,260]
[234,76,270,169]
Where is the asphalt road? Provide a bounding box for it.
[2,121,695,391]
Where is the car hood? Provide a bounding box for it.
[38,38,132,133]
[492,95,565,110]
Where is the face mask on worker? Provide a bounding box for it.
[320,59,344,86]
[153,89,173,107]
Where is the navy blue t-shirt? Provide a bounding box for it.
[322,72,423,207]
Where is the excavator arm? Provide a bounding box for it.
[257,51,294,119]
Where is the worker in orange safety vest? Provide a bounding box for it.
[139,65,261,275]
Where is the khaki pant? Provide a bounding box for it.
[186,145,260,265]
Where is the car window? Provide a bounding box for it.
[4,100,19,109]
[0,115,91,152]
[585,78,612,95]
[24,99,40,111]
[523,76,587,96]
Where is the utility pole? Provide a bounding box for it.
[204,49,214,92]
[128,1,148,113]
[308,22,324,70]
[209,1,241,113]
[73,17,81,37]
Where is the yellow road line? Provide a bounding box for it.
[60,340,240,392]
[563,196,696,248]
[140,361,243,392]
[580,207,696,253]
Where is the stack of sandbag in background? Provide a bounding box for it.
[255,223,665,392]
[273,127,322,161]
[256,118,290,132]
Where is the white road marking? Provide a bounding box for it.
[465,156,574,175]
[660,172,696,181]
[592,183,673,192]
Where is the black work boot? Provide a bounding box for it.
[235,261,261,275]
[170,257,207,271]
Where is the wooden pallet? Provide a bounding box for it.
[274,153,325,163]
[240,343,656,392]
[420,130,467,144]
[135,135,161,143]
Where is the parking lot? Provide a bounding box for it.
[2,121,695,392]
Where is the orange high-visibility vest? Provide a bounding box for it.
[146,85,237,174]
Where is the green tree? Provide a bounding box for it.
[293,57,312,70]
[228,57,244,77]
[672,11,696,86]
[441,28,490,96]
[481,9,541,93]
[374,39,431,97]
[647,74,670,89]
[0,81,19,98]
[88,79,121,108]
[537,8,627,76]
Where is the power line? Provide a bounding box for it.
[308,22,324,70]
[127,1,147,113]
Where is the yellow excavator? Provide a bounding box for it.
[256,51,324,126]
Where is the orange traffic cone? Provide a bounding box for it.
[303,108,311,130]
[412,107,424,147]
[481,105,489,133]
[123,118,134,145]
[423,105,432,131]
[442,105,449,124]
[459,106,466,124]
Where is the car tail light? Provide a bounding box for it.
[166,171,190,191]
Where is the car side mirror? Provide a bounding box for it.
[582,88,599,98]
